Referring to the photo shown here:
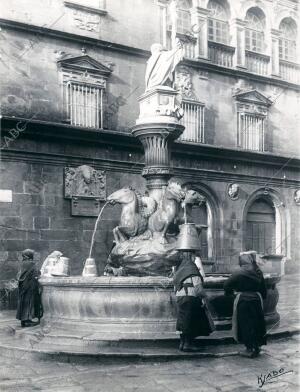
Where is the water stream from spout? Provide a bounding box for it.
[88,201,109,259]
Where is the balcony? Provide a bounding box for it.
[245,50,270,76]
[208,41,235,68]
[279,60,300,84]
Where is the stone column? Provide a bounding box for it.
[132,87,184,203]
[132,123,183,202]
[230,18,247,69]
[270,29,280,77]
[190,7,210,60]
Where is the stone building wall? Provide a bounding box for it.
[1,127,299,284]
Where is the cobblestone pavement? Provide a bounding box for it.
[0,273,299,392]
[0,335,299,392]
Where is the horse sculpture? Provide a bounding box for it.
[107,187,156,244]
[180,189,206,223]
[148,182,186,244]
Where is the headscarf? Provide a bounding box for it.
[22,249,34,261]
[173,251,202,292]
[18,249,37,283]
[238,251,263,283]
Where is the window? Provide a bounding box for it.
[64,81,104,128]
[207,0,229,45]
[235,90,271,152]
[279,18,297,62]
[180,100,205,143]
[167,0,191,35]
[177,8,191,35]
[237,112,265,151]
[245,8,265,53]
[58,53,111,129]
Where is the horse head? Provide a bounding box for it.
[183,189,206,207]
[165,182,186,202]
[107,187,137,206]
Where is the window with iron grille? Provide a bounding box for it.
[180,100,205,143]
[245,9,265,53]
[64,81,104,128]
[207,0,229,45]
[58,54,111,130]
[237,112,265,151]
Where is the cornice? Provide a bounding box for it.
[1,116,299,168]
[0,18,299,91]
[1,116,299,187]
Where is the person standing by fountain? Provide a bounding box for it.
[173,250,214,352]
[16,249,43,328]
[224,251,267,358]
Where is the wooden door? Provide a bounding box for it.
[246,198,276,254]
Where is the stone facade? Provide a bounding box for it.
[0,0,299,298]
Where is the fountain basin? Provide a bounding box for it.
[39,274,280,340]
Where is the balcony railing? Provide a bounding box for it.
[208,41,235,68]
[180,100,205,143]
[245,50,270,76]
[279,60,300,84]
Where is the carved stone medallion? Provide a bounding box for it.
[227,183,239,200]
[294,189,300,206]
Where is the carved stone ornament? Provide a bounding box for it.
[175,66,196,100]
[294,189,300,206]
[64,165,106,199]
[227,183,239,200]
[72,9,101,32]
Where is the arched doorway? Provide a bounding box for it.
[245,197,276,254]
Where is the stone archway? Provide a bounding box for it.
[181,181,223,264]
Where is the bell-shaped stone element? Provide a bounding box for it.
[176,223,201,251]
[82,258,98,277]
[51,257,70,277]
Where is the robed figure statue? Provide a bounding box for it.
[145,39,183,91]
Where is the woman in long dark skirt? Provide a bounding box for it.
[224,251,267,358]
[16,249,43,327]
[173,251,215,352]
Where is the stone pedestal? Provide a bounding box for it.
[132,86,184,202]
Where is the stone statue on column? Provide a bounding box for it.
[145,38,184,91]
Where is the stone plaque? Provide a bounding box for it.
[71,196,101,217]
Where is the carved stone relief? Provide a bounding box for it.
[175,66,197,100]
[227,183,239,200]
[72,9,101,32]
[64,165,106,199]
[294,189,300,205]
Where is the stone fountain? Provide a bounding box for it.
[38,40,280,350]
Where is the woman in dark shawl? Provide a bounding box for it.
[16,249,43,327]
[224,251,267,358]
[173,251,215,352]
